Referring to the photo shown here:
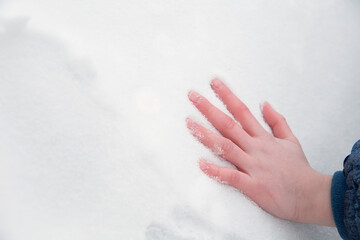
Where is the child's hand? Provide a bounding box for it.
[186,79,335,227]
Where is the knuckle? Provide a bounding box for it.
[289,136,301,146]
[261,133,274,143]
[278,115,287,123]
[239,103,250,113]
[272,115,286,128]
[256,140,272,154]
[214,166,221,178]
[223,117,236,130]
[202,102,212,114]
[229,172,240,184]
[220,139,234,153]
[259,131,273,140]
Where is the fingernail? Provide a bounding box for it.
[199,160,209,173]
[186,117,195,129]
[186,119,204,139]
[188,91,201,104]
[264,101,272,110]
[211,78,223,90]
[261,101,272,112]
[260,102,265,112]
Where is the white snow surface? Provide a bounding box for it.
[0,0,360,239]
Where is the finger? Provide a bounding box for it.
[199,160,254,196]
[210,78,268,137]
[261,101,299,143]
[188,90,254,152]
[186,118,252,174]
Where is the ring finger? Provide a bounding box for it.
[186,118,252,174]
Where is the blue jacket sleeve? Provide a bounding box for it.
[331,139,360,240]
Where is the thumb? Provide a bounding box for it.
[262,102,299,144]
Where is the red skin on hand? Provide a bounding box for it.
[187,79,335,227]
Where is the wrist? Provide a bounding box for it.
[299,172,335,226]
[314,173,335,227]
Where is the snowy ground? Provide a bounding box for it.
[0,0,359,239]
